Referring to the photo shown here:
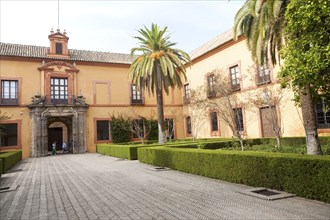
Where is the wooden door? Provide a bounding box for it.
[260,106,277,137]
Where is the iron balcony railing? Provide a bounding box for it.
[257,74,271,85]
[131,98,144,105]
[183,96,190,104]
[231,84,241,91]
[0,98,18,105]
[207,90,216,98]
[45,95,74,105]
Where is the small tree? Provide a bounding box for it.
[164,118,175,141]
[199,69,248,150]
[131,117,146,143]
[245,65,289,148]
[249,86,287,148]
[129,109,158,143]
[187,86,208,140]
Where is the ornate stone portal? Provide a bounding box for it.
[28,95,88,157]
[27,59,88,158]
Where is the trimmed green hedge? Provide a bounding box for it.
[97,136,330,160]
[0,151,22,174]
[167,136,330,151]
[256,136,330,147]
[97,144,142,160]
[138,147,330,203]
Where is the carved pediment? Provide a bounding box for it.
[38,61,79,73]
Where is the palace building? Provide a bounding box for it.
[1,29,329,158]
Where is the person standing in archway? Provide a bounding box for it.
[52,141,57,155]
[62,141,67,153]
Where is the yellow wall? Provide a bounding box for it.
[0,59,184,158]
[183,39,305,139]
[1,36,314,158]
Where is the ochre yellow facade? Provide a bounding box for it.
[1,29,327,158]
[0,57,185,158]
[182,35,307,139]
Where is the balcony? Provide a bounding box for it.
[207,90,216,98]
[45,95,74,105]
[131,98,144,105]
[257,74,271,85]
[231,84,241,92]
[183,96,190,104]
[0,98,18,105]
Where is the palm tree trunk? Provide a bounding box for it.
[156,64,166,144]
[300,84,322,155]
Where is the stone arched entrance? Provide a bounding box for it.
[48,120,69,152]
[28,97,88,157]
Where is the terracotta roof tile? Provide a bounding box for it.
[0,42,133,64]
[189,29,234,60]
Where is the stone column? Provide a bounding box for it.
[72,114,78,154]
[41,116,48,157]
[30,108,44,158]
[77,108,87,153]
[30,109,37,158]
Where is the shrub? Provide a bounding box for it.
[0,150,22,174]
[138,147,330,203]
[165,143,198,149]
[257,136,330,148]
[146,119,158,140]
[111,115,131,143]
[97,144,142,160]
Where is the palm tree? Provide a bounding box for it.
[234,0,322,155]
[234,0,288,66]
[129,23,190,144]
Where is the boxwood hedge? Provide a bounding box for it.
[138,147,330,203]
[97,144,137,160]
[0,150,22,174]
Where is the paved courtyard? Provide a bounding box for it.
[0,153,329,220]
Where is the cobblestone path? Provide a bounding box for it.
[0,153,329,219]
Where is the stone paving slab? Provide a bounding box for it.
[0,153,329,220]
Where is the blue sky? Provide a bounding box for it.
[0,0,244,54]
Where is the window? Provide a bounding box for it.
[316,102,330,128]
[186,116,192,135]
[131,84,143,104]
[0,123,18,147]
[51,78,68,104]
[207,74,215,97]
[56,43,63,54]
[184,84,190,103]
[1,80,18,105]
[210,112,219,132]
[230,65,240,91]
[96,120,110,141]
[257,66,271,85]
[233,108,244,132]
[132,119,145,139]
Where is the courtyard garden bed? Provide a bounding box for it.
[97,136,330,161]
[138,146,330,203]
[0,150,22,175]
